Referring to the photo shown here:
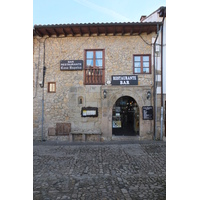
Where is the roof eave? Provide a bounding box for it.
[33,22,162,37]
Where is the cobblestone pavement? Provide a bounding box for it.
[33,141,166,200]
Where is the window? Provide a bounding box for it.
[133,55,151,74]
[78,96,83,105]
[48,82,56,93]
[84,49,105,85]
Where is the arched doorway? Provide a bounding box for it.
[112,96,139,136]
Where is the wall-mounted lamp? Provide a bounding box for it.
[39,81,44,88]
[103,90,107,99]
[39,66,46,88]
[147,91,151,99]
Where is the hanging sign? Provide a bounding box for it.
[60,60,83,71]
[111,75,138,85]
[142,106,153,120]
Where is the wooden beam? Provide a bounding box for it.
[105,27,107,36]
[147,27,152,35]
[121,26,125,36]
[80,27,83,36]
[45,29,51,37]
[53,28,59,37]
[62,28,67,36]
[97,27,99,36]
[70,27,75,36]
[113,26,116,36]
[138,27,142,35]
[88,27,91,36]
[35,29,43,37]
[130,27,134,35]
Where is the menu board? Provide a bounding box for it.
[81,107,98,117]
[142,106,153,120]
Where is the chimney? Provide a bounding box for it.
[140,15,146,22]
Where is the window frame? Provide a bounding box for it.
[84,49,105,85]
[133,54,151,74]
[48,82,56,93]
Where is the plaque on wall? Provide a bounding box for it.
[60,60,83,71]
[81,107,98,117]
[142,106,153,120]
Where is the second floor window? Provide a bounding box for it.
[133,55,151,74]
[84,49,105,85]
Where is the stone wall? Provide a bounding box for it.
[155,94,166,139]
[33,33,156,141]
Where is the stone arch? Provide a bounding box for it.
[101,87,151,139]
[104,90,145,138]
[108,90,144,108]
[112,95,140,136]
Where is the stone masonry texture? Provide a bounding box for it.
[33,33,156,141]
[33,140,166,200]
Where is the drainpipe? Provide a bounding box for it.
[40,37,48,141]
[160,23,163,141]
[160,12,166,140]
[41,66,46,141]
[153,25,159,140]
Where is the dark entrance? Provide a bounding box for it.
[112,96,139,136]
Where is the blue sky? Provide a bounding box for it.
[33,0,166,25]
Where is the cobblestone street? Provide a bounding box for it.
[33,141,166,200]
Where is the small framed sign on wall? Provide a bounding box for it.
[142,106,153,120]
[60,60,83,71]
[81,107,98,117]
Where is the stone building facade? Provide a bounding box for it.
[33,22,162,141]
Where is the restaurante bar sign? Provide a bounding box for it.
[60,60,83,71]
[111,75,138,85]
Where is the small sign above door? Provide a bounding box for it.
[111,75,138,85]
[60,60,83,71]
